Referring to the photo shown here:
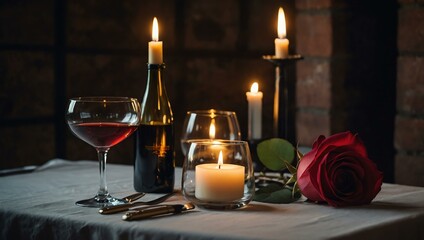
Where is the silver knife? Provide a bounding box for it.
[122,203,195,221]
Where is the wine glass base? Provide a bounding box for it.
[75,195,127,208]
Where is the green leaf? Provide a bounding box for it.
[254,187,300,204]
[257,138,295,171]
[255,181,284,192]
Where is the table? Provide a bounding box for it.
[1,159,423,240]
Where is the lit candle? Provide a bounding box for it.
[148,17,163,64]
[274,7,289,58]
[246,82,263,140]
[195,151,245,202]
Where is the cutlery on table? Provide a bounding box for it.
[122,192,146,203]
[0,165,38,177]
[122,202,195,221]
[99,192,174,214]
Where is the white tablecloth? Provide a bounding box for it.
[0,159,423,240]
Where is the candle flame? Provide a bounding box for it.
[218,150,223,169]
[250,82,259,93]
[209,119,216,139]
[152,17,159,41]
[277,7,286,39]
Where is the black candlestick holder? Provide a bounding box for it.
[263,54,303,144]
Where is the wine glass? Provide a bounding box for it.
[66,97,141,207]
[180,109,241,156]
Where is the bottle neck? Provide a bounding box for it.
[146,64,165,96]
[141,63,173,125]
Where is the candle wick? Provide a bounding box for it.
[219,164,221,170]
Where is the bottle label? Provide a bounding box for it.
[145,145,170,158]
[134,123,175,193]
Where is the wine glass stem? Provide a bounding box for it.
[97,148,110,200]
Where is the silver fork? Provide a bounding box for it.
[99,192,175,214]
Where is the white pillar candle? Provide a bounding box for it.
[246,82,263,140]
[195,151,245,202]
[275,7,289,58]
[148,17,163,64]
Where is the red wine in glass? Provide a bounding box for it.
[69,122,138,148]
[66,97,141,207]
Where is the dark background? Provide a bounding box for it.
[1,0,423,186]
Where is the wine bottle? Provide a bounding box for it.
[134,63,175,193]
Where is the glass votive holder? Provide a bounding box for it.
[182,140,255,210]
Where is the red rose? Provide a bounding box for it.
[297,131,383,207]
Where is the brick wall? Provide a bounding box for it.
[295,1,333,145]
[395,0,424,186]
[295,0,397,183]
[0,0,56,169]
